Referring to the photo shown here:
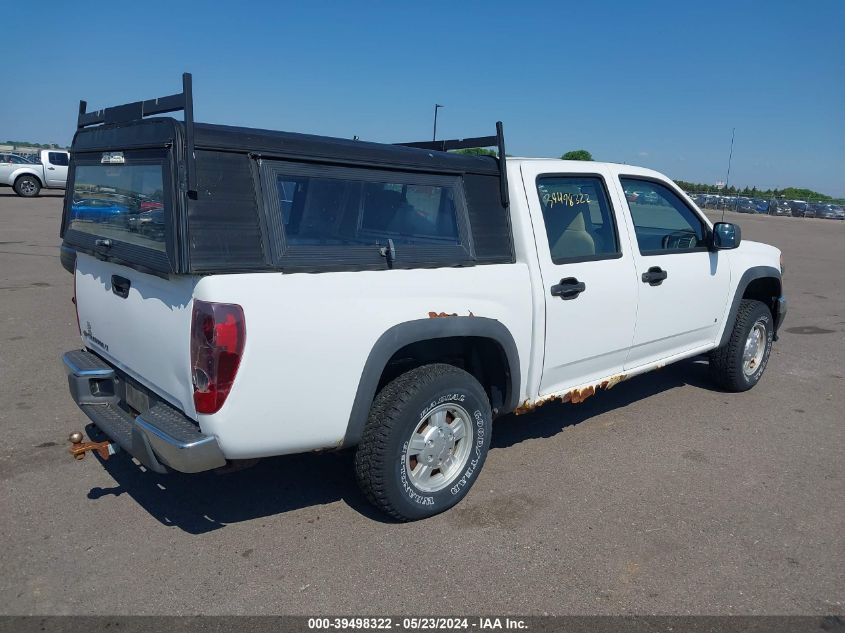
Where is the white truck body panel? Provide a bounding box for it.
[74,254,197,415]
[517,160,640,395]
[602,167,734,367]
[192,264,533,457]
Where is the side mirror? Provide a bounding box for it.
[712,222,742,250]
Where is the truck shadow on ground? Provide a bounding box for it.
[86,357,714,533]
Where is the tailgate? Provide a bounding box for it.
[74,253,197,417]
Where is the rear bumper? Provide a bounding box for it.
[62,350,226,474]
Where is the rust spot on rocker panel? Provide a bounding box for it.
[514,374,628,415]
[428,311,475,318]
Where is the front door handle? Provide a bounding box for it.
[551,277,586,300]
[642,266,668,286]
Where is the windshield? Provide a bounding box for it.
[68,163,166,252]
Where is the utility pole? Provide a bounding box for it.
[433,104,444,141]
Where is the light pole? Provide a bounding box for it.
[433,104,444,141]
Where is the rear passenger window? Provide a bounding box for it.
[620,178,707,253]
[49,152,69,166]
[536,175,620,263]
[262,161,472,270]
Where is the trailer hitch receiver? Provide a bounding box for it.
[68,431,116,461]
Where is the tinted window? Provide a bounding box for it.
[620,178,707,253]
[537,175,619,262]
[10,155,32,164]
[49,152,69,166]
[69,163,166,252]
[275,173,460,247]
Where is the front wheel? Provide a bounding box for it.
[354,363,492,521]
[709,299,774,392]
[14,175,41,197]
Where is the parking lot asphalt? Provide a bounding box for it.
[0,190,843,615]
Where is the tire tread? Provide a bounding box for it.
[354,363,478,521]
[709,298,771,392]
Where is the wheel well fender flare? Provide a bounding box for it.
[718,265,782,347]
[13,170,43,187]
[342,317,521,448]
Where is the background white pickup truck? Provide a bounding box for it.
[60,76,786,521]
[0,149,69,196]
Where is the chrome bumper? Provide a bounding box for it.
[62,350,226,474]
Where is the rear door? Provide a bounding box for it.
[64,148,196,414]
[611,175,731,369]
[45,151,69,187]
[521,162,639,394]
[0,154,12,183]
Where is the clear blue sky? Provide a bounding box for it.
[3,1,844,195]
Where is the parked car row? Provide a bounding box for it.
[687,193,844,220]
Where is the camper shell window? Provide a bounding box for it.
[260,160,475,271]
[62,148,176,273]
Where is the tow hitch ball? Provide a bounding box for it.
[67,431,117,461]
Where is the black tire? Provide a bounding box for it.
[14,175,41,197]
[354,363,492,521]
[709,299,773,392]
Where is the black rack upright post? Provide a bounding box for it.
[75,72,197,196]
[182,73,196,198]
[495,121,508,208]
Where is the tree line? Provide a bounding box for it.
[673,181,840,202]
[4,140,68,149]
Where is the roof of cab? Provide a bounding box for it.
[507,157,670,180]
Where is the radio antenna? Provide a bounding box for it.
[722,127,735,221]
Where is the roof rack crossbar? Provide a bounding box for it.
[396,135,498,152]
[395,121,509,208]
[76,72,197,197]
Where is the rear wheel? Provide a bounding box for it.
[354,363,492,521]
[14,175,41,197]
[709,299,773,392]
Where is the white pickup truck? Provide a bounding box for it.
[0,149,69,196]
[60,75,786,520]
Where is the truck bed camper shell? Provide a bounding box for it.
[63,73,512,276]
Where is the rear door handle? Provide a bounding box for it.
[111,275,131,298]
[550,277,586,300]
[642,266,668,286]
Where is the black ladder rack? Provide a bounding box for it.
[76,72,196,197]
[396,121,509,208]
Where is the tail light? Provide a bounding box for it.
[191,300,246,414]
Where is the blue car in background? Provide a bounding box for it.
[754,199,769,213]
[71,198,129,222]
